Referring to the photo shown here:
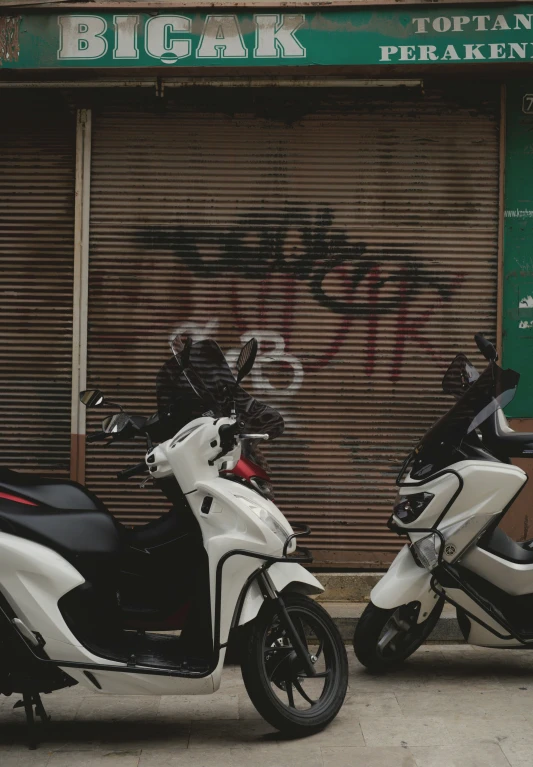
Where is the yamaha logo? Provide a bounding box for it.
[445,544,456,556]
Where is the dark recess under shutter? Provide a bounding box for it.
[0,94,75,478]
[86,85,498,568]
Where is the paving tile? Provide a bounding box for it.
[348,668,430,693]
[140,748,323,767]
[397,690,530,716]
[139,750,236,767]
[5,721,103,753]
[188,719,280,750]
[237,694,261,720]
[321,745,416,766]
[359,716,451,748]
[278,715,364,749]
[75,696,160,724]
[411,742,510,767]
[157,694,238,721]
[342,692,402,718]
[218,668,245,692]
[48,753,141,767]
[0,696,82,723]
[442,714,533,745]
[500,740,533,766]
[0,752,52,766]
[92,721,190,753]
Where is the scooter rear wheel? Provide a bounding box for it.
[353,598,444,673]
[240,593,348,736]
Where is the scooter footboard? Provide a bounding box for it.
[237,562,323,628]
[371,545,438,623]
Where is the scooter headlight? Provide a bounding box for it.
[234,495,289,545]
[412,534,441,571]
[394,492,434,524]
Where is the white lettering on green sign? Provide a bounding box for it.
[57,13,306,61]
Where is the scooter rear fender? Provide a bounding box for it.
[237,562,323,627]
[371,545,437,624]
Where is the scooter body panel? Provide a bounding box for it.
[0,531,222,694]
[370,546,437,623]
[461,546,533,596]
[238,562,323,628]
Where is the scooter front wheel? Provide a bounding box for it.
[353,598,444,673]
[240,593,348,736]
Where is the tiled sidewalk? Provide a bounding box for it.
[2,644,533,766]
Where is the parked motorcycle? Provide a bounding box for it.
[354,332,533,672]
[0,335,347,747]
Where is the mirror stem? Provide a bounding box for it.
[104,400,124,412]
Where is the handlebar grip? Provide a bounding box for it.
[86,432,107,443]
[219,420,245,439]
[117,461,147,480]
[218,420,246,453]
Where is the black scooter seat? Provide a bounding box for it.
[0,467,102,510]
[0,468,120,583]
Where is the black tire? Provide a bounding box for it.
[240,593,348,736]
[353,597,444,673]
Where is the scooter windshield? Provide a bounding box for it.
[441,353,480,399]
[155,339,285,442]
[416,361,520,454]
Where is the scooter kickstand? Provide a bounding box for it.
[14,692,50,750]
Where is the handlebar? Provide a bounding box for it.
[218,420,245,448]
[86,432,108,443]
[116,461,147,480]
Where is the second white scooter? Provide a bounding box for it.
[354,333,533,670]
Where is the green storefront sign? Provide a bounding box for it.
[2,7,533,68]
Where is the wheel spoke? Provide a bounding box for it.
[293,678,317,706]
[312,636,324,661]
[310,670,330,678]
[286,681,296,708]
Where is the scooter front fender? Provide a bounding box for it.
[237,562,323,627]
[371,545,437,624]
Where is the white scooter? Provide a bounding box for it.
[0,335,347,747]
[354,333,533,671]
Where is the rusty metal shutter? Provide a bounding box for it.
[86,85,499,568]
[0,95,75,478]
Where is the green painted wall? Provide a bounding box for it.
[503,81,533,416]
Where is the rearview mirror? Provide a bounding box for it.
[474,333,498,362]
[170,334,192,369]
[102,413,132,434]
[236,338,258,383]
[80,389,105,408]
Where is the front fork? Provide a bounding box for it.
[257,570,317,677]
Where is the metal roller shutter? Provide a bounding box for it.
[0,95,75,478]
[86,85,499,568]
